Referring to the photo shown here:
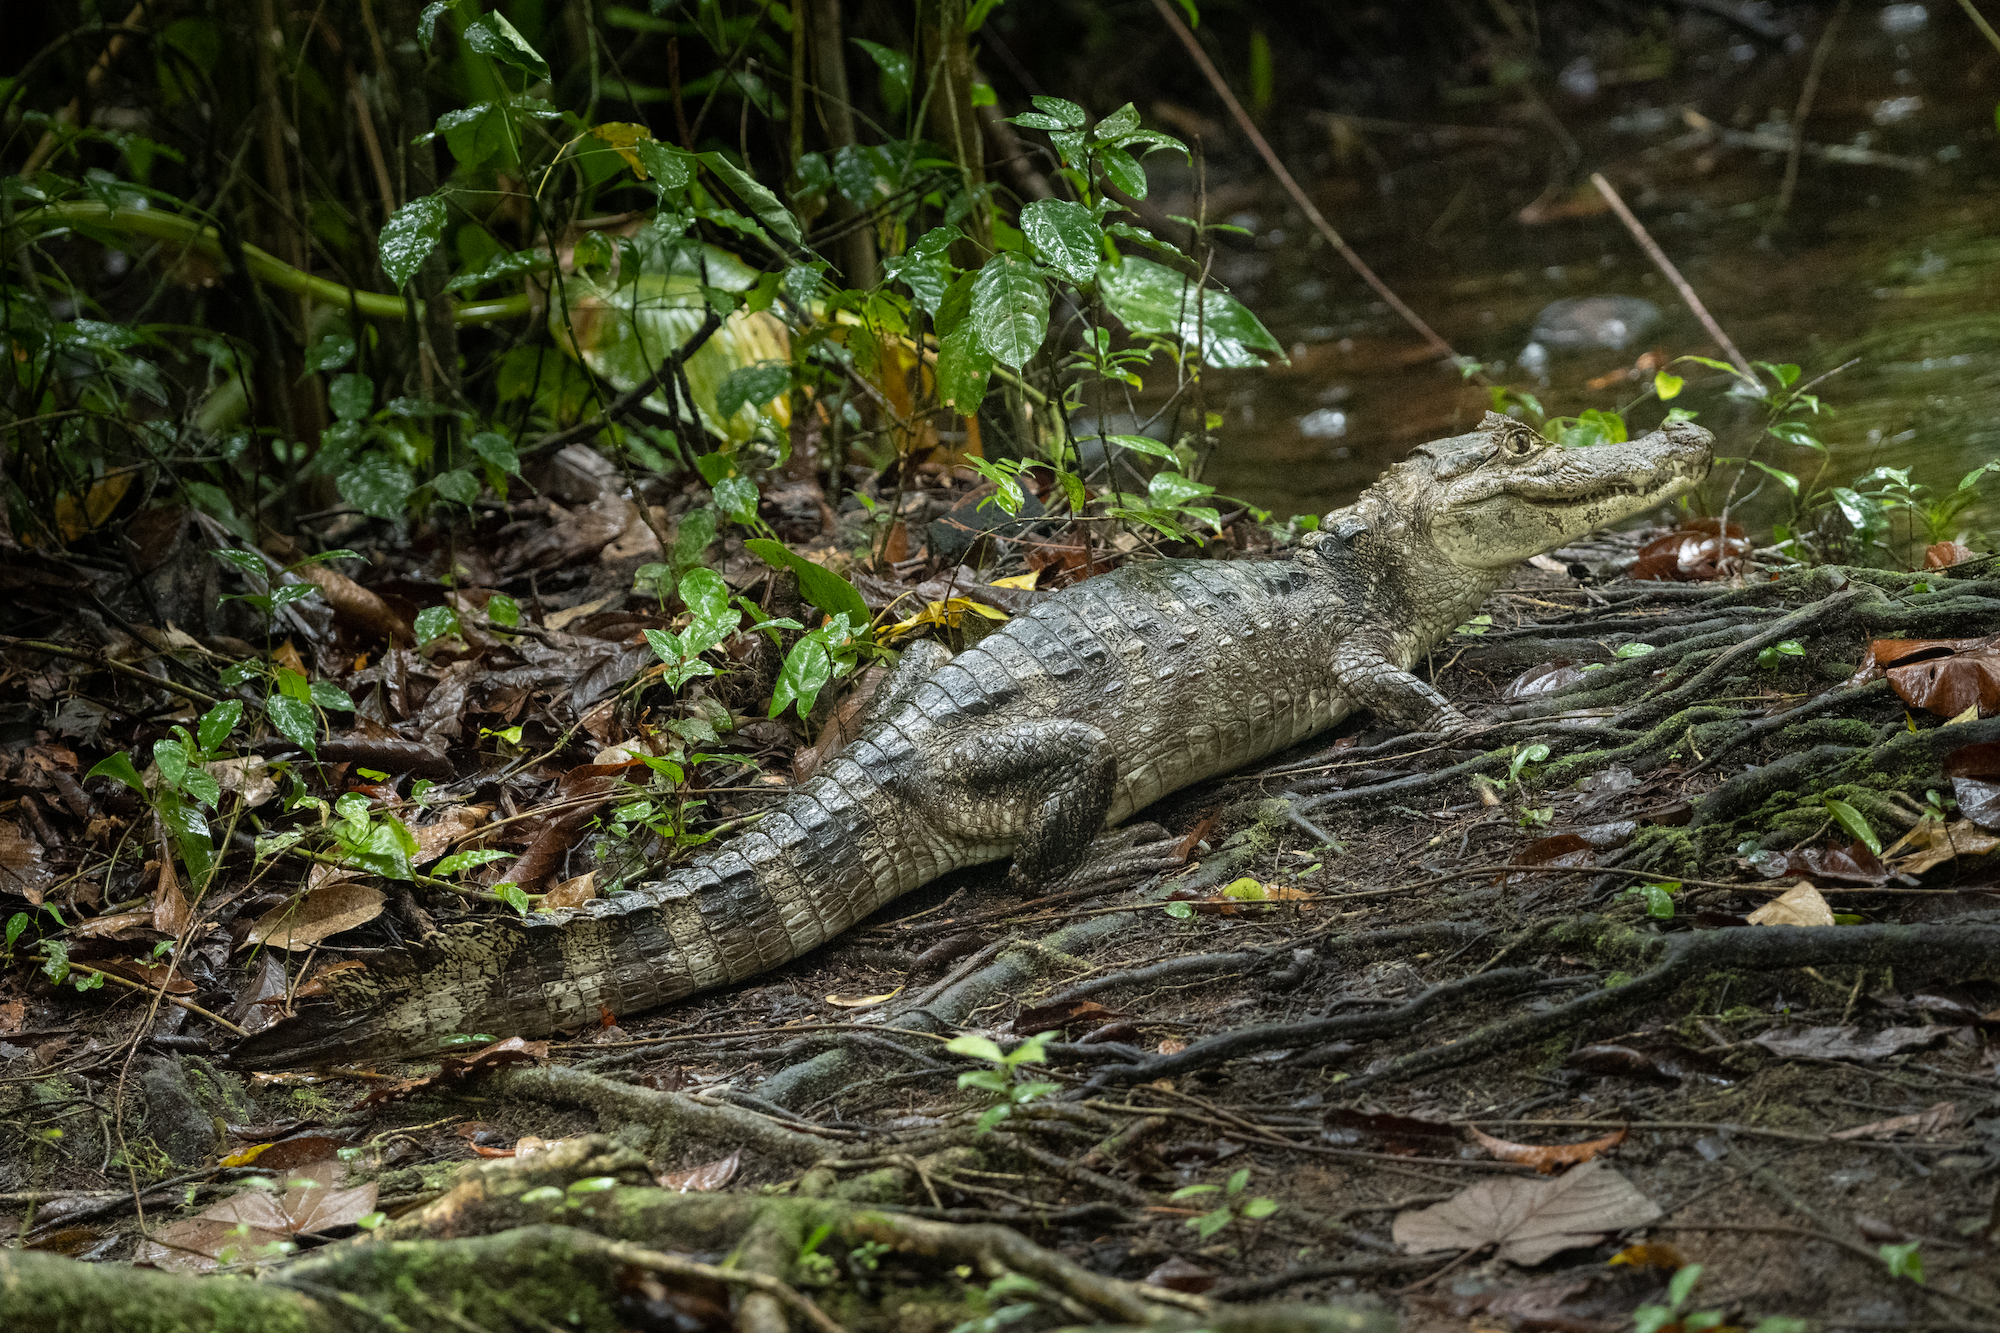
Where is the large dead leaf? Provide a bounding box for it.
[1467,1125,1628,1174]
[1752,1025,1955,1061]
[507,763,633,890]
[1853,634,2000,719]
[1746,881,1834,927]
[411,804,489,864]
[1502,833,1596,885]
[151,818,191,936]
[1882,817,2000,875]
[0,819,54,903]
[133,1158,377,1272]
[1392,1159,1662,1264]
[263,532,412,644]
[545,871,600,909]
[243,882,386,952]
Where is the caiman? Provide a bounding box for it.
[235,413,1710,1065]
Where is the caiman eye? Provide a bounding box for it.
[1500,428,1541,458]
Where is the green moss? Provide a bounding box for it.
[1779,718,1879,748]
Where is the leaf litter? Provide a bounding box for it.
[1392,1159,1663,1265]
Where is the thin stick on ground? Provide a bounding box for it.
[1146,0,1468,371]
[1589,172,1755,381]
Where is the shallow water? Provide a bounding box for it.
[1160,4,2000,549]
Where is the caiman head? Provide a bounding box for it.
[1318,411,1712,571]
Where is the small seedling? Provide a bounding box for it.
[945,1032,1060,1133]
[1170,1167,1279,1239]
[1757,639,1805,670]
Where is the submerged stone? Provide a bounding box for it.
[1528,294,1664,351]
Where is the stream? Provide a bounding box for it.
[1148,3,2000,541]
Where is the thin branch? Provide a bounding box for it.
[1589,173,1755,380]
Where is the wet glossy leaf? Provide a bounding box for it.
[266,694,317,755]
[630,138,693,189]
[378,195,448,287]
[698,151,801,245]
[679,567,740,655]
[1096,256,1283,369]
[970,253,1048,369]
[743,539,869,623]
[1019,198,1100,284]
[714,363,791,422]
[463,12,549,82]
[338,455,416,521]
[1824,798,1882,855]
[414,605,461,645]
[328,373,374,423]
[466,430,522,478]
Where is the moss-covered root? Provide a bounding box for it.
[0,1249,323,1333]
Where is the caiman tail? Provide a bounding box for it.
[231,752,944,1067]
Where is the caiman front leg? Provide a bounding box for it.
[925,720,1117,893]
[1333,649,1473,734]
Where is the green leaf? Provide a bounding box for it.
[153,737,189,792]
[946,1034,1007,1064]
[631,139,694,189]
[1674,354,1744,376]
[1096,256,1283,369]
[378,195,449,287]
[195,701,242,756]
[1018,198,1100,284]
[678,568,741,656]
[1163,900,1194,919]
[309,680,356,712]
[433,103,513,169]
[715,364,792,421]
[1613,641,1657,659]
[466,430,522,478]
[851,38,912,108]
[1101,433,1177,461]
[1632,882,1677,919]
[697,151,802,245]
[328,373,374,423]
[742,538,870,624]
[181,767,221,809]
[1240,1196,1280,1220]
[970,253,1049,370]
[338,455,416,522]
[1169,1183,1220,1199]
[434,848,511,875]
[771,634,834,719]
[463,12,549,82]
[1668,1264,1705,1309]
[266,694,317,755]
[1755,361,1801,389]
[1147,470,1214,508]
[87,752,146,795]
[1652,370,1684,401]
[712,474,759,525]
[432,468,481,505]
[1189,1206,1234,1239]
[1028,95,1087,128]
[304,333,356,376]
[417,1,453,54]
[1767,421,1823,450]
[1093,142,1147,198]
[497,882,531,914]
[486,593,520,627]
[1742,459,1800,495]
[414,606,461,646]
[936,319,993,411]
[1824,798,1881,856]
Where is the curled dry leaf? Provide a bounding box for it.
[1851,634,2000,719]
[243,882,386,952]
[1392,1159,1663,1265]
[1467,1124,1629,1173]
[1746,881,1834,927]
[1629,518,1749,582]
[545,870,600,909]
[1881,817,2000,875]
[1830,1101,1957,1141]
[92,958,194,995]
[658,1147,742,1193]
[1925,540,1977,569]
[1013,998,1124,1037]
[411,804,489,863]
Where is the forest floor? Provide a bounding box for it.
[2,460,1999,1333]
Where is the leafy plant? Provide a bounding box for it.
[1757,639,1805,670]
[1170,1166,1280,1240]
[1632,1263,1809,1333]
[87,697,251,885]
[945,1032,1060,1133]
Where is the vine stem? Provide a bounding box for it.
[1145,0,1467,371]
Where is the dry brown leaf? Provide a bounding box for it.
[132,1158,377,1272]
[1830,1100,1957,1140]
[658,1148,742,1193]
[411,804,488,864]
[243,883,386,952]
[545,594,617,632]
[1925,540,1977,569]
[1746,881,1833,927]
[1752,1025,1953,1062]
[545,871,599,909]
[69,909,155,940]
[0,998,23,1034]
[1881,817,2000,875]
[1392,1159,1662,1264]
[92,958,194,995]
[263,532,411,644]
[206,758,278,808]
[151,818,192,936]
[1467,1124,1628,1174]
[1629,519,1749,582]
[1855,635,2000,718]
[1142,1256,1219,1293]
[0,819,55,903]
